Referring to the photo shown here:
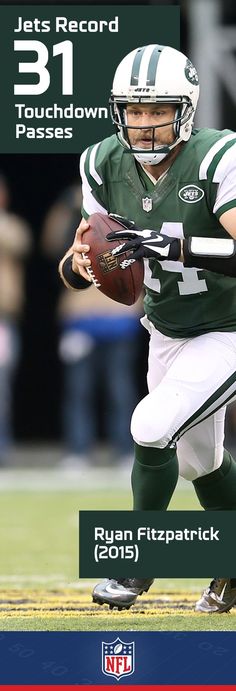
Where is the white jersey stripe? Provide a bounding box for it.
[82,178,107,216]
[213,182,236,216]
[212,143,236,183]
[199,133,236,180]
[211,144,236,214]
[80,148,107,216]
[79,147,88,180]
[89,142,103,185]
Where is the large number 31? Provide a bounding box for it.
[14,40,73,95]
[144,222,208,296]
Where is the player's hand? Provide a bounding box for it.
[71,217,92,282]
[106,222,181,266]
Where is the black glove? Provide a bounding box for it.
[106,214,181,268]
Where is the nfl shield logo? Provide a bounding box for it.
[142,196,153,212]
[102,637,135,680]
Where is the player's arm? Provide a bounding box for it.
[59,217,93,289]
[59,144,108,290]
[184,154,236,275]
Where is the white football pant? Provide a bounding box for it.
[131,317,236,481]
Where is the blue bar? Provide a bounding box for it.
[0,631,236,684]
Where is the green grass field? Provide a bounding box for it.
[0,468,235,631]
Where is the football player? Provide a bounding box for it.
[59,44,236,614]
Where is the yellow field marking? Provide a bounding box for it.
[1,588,235,619]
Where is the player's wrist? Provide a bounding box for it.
[60,254,91,290]
[182,236,236,277]
[183,237,236,265]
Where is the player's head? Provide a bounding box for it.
[110,44,199,165]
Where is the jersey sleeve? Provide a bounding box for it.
[199,133,236,220]
[79,143,108,219]
[213,147,236,218]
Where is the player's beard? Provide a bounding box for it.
[129,129,175,151]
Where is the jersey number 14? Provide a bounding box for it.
[144,222,208,296]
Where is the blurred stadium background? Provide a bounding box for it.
[0,0,236,630]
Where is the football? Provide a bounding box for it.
[114,644,123,654]
[82,213,144,306]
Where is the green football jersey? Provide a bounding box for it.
[80,128,236,338]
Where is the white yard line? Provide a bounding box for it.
[0,468,189,492]
[0,576,95,586]
[0,468,130,491]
